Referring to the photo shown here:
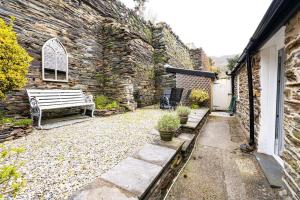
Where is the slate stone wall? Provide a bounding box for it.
[282,11,300,199]
[0,0,105,116]
[152,23,201,99]
[189,48,210,71]
[0,0,208,116]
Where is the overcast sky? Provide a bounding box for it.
[119,0,272,57]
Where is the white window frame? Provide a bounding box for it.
[42,38,68,82]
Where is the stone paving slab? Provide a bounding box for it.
[177,133,195,141]
[101,157,162,197]
[71,179,138,200]
[152,138,185,150]
[133,144,176,166]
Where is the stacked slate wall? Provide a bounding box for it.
[0,0,208,116]
[152,23,197,100]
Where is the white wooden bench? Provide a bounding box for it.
[26,89,95,129]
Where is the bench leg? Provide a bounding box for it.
[38,110,42,129]
[83,108,87,116]
[91,109,94,117]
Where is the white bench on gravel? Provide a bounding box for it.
[26,89,95,129]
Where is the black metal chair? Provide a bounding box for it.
[160,88,184,109]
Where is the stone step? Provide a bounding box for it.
[132,143,176,167]
[181,108,209,130]
[101,157,162,199]
[177,133,195,153]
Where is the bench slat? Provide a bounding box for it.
[40,103,93,110]
[37,100,86,105]
[27,89,83,93]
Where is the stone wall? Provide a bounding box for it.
[282,11,300,199]
[152,23,203,99]
[189,48,210,71]
[0,0,106,116]
[0,0,209,116]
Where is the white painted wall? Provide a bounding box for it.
[258,26,285,166]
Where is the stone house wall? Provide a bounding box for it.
[282,11,300,199]
[235,54,261,143]
[175,74,212,109]
[234,11,300,199]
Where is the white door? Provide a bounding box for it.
[212,78,232,111]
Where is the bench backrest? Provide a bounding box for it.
[26,89,87,107]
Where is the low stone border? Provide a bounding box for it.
[0,124,33,143]
[94,108,126,117]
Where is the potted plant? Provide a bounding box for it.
[176,106,191,124]
[156,113,180,141]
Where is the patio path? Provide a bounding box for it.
[166,114,279,200]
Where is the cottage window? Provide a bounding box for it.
[42,38,68,82]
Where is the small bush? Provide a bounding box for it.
[0,17,33,100]
[95,95,110,109]
[190,104,200,109]
[13,119,32,127]
[176,106,191,117]
[189,89,209,106]
[0,117,14,125]
[156,113,180,132]
[0,145,26,199]
[94,95,120,110]
[105,101,120,110]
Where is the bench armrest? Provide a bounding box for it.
[29,97,39,108]
[85,95,94,104]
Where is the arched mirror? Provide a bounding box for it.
[42,38,68,82]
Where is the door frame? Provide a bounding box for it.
[257,27,285,167]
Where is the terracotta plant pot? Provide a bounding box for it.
[179,116,188,124]
[159,130,175,141]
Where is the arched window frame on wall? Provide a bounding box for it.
[42,38,68,82]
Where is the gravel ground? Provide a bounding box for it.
[4,108,167,200]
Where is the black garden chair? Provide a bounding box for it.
[160,88,184,109]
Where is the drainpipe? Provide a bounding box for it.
[246,53,255,146]
[231,74,235,97]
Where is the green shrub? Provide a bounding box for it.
[0,17,33,100]
[105,101,120,110]
[190,104,200,109]
[13,119,32,127]
[0,117,14,125]
[94,95,120,110]
[0,144,26,199]
[156,113,180,132]
[176,106,191,117]
[189,89,209,106]
[95,95,110,109]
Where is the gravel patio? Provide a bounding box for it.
[4,108,167,199]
